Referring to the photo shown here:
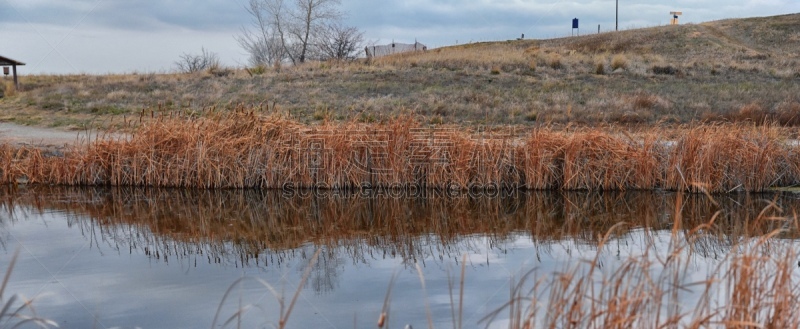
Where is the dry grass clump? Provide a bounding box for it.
[775,101,800,126]
[561,130,663,190]
[731,102,771,124]
[527,60,537,73]
[2,111,800,192]
[0,145,40,184]
[630,92,661,110]
[665,125,794,192]
[594,60,605,75]
[652,65,678,75]
[598,92,670,124]
[719,236,800,328]
[723,102,800,127]
[0,81,16,97]
[547,53,563,70]
[519,131,565,189]
[0,144,16,183]
[611,54,628,71]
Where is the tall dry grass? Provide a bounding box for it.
[0,81,16,97]
[1,110,799,192]
[481,200,800,329]
[485,232,800,328]
[665,124,796,192]
[0,249,58,328]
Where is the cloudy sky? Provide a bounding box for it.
[1,0,798,74]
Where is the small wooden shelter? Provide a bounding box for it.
[0,55,25,90]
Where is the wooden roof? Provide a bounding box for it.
[0,55,25,66]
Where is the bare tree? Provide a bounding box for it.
[289,0,342,63]
[238,0,362,65]
[236,0,286,66]
[174,47,220,73]
[316,23,364,61]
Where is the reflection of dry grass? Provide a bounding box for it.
[482,225,800,328]
[479,193,800,328]
[2,112,799,192]
[2,186,797,261]
[212,249,321,329]
[3,187,800,328]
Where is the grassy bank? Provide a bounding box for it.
[1,14,799,129]
[1,110,799,192]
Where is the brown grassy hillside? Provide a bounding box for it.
[1,13,799,129]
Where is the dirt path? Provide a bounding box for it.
[0,122,108,148]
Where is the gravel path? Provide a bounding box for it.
[0,122,109,148]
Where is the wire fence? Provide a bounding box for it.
[365,42,427,58]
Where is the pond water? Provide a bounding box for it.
[1,186,799,328]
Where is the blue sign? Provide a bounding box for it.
[572,18,579,29]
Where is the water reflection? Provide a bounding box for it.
[2,186,797,273]
[2,186,800,328]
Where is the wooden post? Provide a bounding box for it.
[12,65,18,90]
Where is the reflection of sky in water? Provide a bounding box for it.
[1,190,800,328]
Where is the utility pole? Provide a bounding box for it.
[616,0,619,31]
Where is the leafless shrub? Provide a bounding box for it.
[174,47,220,74]
[316,23,364,61]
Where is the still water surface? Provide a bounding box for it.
[1,186,798,328]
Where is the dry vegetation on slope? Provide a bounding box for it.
[0,14,799,129]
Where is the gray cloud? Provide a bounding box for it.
[2,0,247,31]
[0,0,798,73]
[344,0,800,46]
